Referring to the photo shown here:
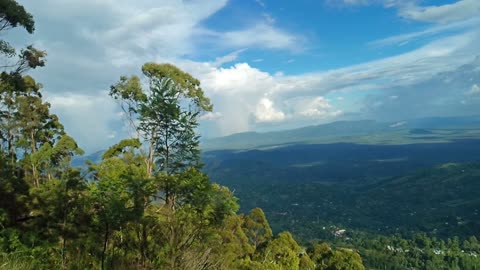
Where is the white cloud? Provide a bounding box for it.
[467,84,480,95]
[199,63,279,95]
[292,97,342,118]
[399,0,480,24]
[255,0,266,8]
[11,0,307,146]
[45,91,121,152]
[369,17,480,47]
[11,0,480,149]
[255,98,285,122]
[19,0,300,72]
[390,121,407,128]
[220,23,302,51]
[200,112,223,121]
[212,49,247,67]
[326,0,375,6]
[330,0,480,24]
[79,0,229,66]
[36,26,480,143]
[181,31,478,136]
[332,0,480,49]
[326,0,402,8]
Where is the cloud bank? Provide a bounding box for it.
[11,0,480,151]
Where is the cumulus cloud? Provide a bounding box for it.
[10,0,480,150]
[288,97,342,118]
[255,98,285,123]
[45,91,122,152]
[467,84,480,95]
[198,63,279,95]
[181,30,478,136]
[11,0,306,145]
[200,112,223,121]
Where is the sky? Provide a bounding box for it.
[9,0,480,152]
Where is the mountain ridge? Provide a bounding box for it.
[201,115,480,151]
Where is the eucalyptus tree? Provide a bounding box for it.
[0,0,45,73]
[0,0,49,229]
[110,63,212,207]
[0,0,47,169]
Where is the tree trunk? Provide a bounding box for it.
[101,223,109,270]
[30,130,39,187]
[169,221,176,270]
[146,129,155,178]
[140,222,148,267]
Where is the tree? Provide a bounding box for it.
[326,248,365,270]
[0,0,45,73]
[88,138,150,269]
[242,208,273,250]
[261,232,303,270]
[110,63,212,180]
[309,243,365,270]
[0,0,34,34]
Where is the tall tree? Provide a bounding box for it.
[110,63,212,207]
[0,0,48,226]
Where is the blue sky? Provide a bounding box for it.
[11,0,480,152]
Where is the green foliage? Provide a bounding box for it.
[308,243,365,270]
[0,0,45,74]
[110,62,212,177]
[102,138,141,160]
[0,3,367,269]
[334,232,480,270]
[0,0,35,33]
[261,231,302,269]
[243,208,273,249]
[141,62,212,111]
[0,253,36,270]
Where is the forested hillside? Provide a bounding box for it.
[204,143,480,269]
[0,1,364,269]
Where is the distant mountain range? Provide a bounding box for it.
[73,115,480,167]
[201,115,480,150]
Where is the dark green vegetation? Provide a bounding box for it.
[203,133,480,269]
[333,232,480,270]
[0,2,365,269]
[207,161,480,237]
